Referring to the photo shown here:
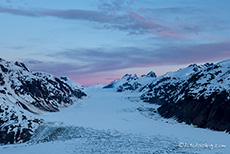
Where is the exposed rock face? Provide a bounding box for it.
[155,60,230,132]
[104,72,157,92]
[158,90,230,132]
[0,101,43,144]
[141,60,230,132]
[141,71,157,78]
[0,59,86,144]
[140,63,207,104]
[106,59,230,133]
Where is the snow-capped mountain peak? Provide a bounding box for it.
[0,58,86,144]
[104,71,157,92]
[121,74,138,80]
[59,76,84,90]
[141,71,157,78]
[105,59,230,133]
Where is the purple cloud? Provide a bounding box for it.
[55,42,230,66]
[147,7,209,14]
[30,42,230,74]
[0,3,184,39]
[21,41,230,85]
[1,0,229,41]
[24,60,88,76]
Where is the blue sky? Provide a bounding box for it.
[0,0,230,85]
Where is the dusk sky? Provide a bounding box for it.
[0,0,230,85]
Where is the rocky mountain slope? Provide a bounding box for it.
[105,59,230,132]
[103,71,156,92]
[0,58,86,144]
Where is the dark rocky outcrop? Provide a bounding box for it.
[104,72,157,92]
[107,59,230,133]
[0,58,86,144]
[141,60,230,133]
[158,90,230,132]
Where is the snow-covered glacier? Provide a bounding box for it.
[1,87,229,154]
[1,58,230,154]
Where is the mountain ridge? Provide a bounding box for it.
[0,58,86,144]
[105,59,230,132]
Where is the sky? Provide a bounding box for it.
[0,0,230,86]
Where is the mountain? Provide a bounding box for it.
[156,60,230,132]
[0,58,86,144]
[140,63,213,104]
[105,60,230,132]
[103,71,157,92]
[59,76,84,91]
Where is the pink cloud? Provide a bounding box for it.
[0,4,187,39]
[22,42,230,85]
